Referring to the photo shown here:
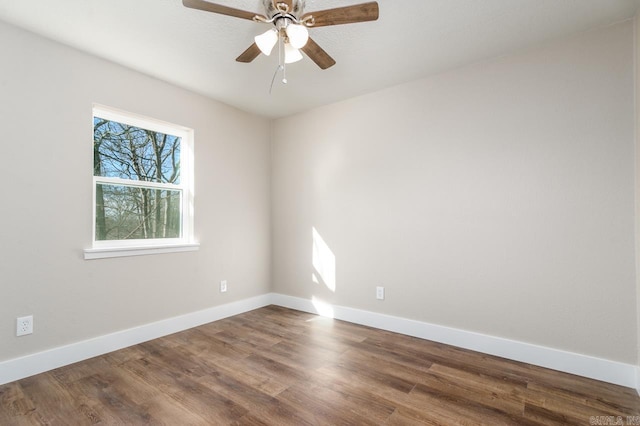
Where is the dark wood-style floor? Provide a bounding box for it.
[1,305,639,425]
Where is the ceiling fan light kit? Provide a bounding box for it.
[284,42,303,64]
[183,0,379,67]
[285,23,309,49]
[255,28,278,56]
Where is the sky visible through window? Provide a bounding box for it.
[93,117,181,184]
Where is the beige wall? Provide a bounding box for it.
[272,21,637,363]
[0,21,271,361]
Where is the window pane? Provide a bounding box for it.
[96,184,182,241]
[93,117,181,184]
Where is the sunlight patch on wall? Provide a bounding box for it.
[312,227,336,292]
[311,296,335,318]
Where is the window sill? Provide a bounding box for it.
[84,243,200,260]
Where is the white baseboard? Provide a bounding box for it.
[1,292,637,390]
[270,293,638,389]
[0,294,272,386]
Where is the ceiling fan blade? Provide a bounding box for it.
[302,2,379,28]
[183,0,263,21]
[236,43,262,63]
[301,38,336,70]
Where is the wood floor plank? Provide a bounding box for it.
[357,336,529,386]
[49,355,115,385]
[0,382,35,423]
[406,383,538,426]
[139,394,211,425]
[171,343,291,397]
[351,337,439,373]
[426,363,527,416]
[389,404,474,426]
[386,408,437,425]
[524,381,640,423]
[1,305,638,425]
[276,384,385,425]
[195,369,312,426]
[334,355,419,394]
[120,357,248,423]
[212,328,278,353]
[523,402,585,426]
[255,339,337,373]
[525,364,640,406]
[309,363,417,409]
[62,373,153,424]
[19,373,101,425]
[230,413,271,425]
[207,356,292,396]
[279,380,396,424]
[340,347,434,384]
[294,326,360,354]
[101,344,148,365]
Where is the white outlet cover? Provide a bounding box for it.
[376,286,385,300]
[17,315,33,336]
[220,280,228,293]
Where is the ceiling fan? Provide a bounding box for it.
[182,0,379,70]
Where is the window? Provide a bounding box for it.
[84,105,197,259]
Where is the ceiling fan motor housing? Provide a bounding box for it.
[263,0,305,19]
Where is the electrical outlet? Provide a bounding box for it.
[17,315,33,336]
[220,280,228,293]
[376,286,385,300]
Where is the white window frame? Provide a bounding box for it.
[84,104,198,260]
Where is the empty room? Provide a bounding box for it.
[1,0,640,424]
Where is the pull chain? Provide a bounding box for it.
[269,30,287,94]
[280,32,287,84]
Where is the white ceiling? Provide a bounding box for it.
[0,0,638,118]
